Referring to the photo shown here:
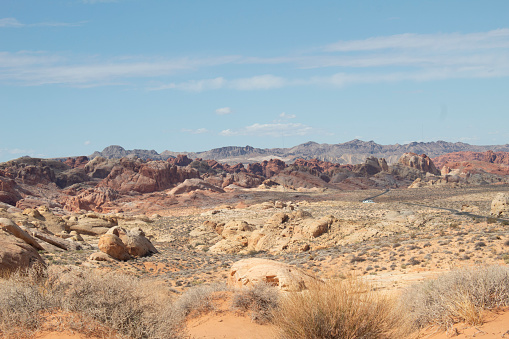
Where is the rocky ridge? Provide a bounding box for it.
[89,140,509,165]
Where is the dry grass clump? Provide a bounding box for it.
[0,265,184,339]
[231,283,280,324]
[0,269,49,338]
[173,282,228,317]
[273,278,410,339]
[401,265,509,330]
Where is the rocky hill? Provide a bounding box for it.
[90,140,509,165]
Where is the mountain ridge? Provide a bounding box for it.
[89,140,509,165]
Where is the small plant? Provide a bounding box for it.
[449,222,459,229]
[273,278,411,338]
[231,283,280,324]
[400,266,509,330]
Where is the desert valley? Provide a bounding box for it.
[1,140,509,338]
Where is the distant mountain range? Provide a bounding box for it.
[89,140,509,165]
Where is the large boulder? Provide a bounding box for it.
[107,226,158,257]
[0,217,44,251]
[227,258,319,292]
[0,232,45,274]
[98,233,131,261]
[70,214,117,235]
[491,193,509,217]
[304,215,337,238]
[169,178,224,195]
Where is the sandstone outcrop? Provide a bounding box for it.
[491,193,509,217]
[84,156,118,179]
[99,159,200,194]
[167,154,193,167]
[106,226,158,257]
[398,153,439,175]
[433,151,509,169]
[69,213,117,235]
[0,217,44,251]
[98,233,131,261]
[227,258,319,292]
[0,175,21,205]
[94,225,158,261]
[0,231,45,273]
[62,187,119,212]
[169,178,224,195]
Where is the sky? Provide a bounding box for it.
[1,0,509,162]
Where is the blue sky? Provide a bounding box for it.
[1,0,509,162]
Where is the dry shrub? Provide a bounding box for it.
[0,269,49,338]
[173,282,228,317]
[0,265,184,339]
[231,283,280,324]
[401,265,509,330]
[273,278,409,339]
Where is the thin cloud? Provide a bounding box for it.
[181,128,208,134]
[155,74,286,92]
[82,0,118,3]
[279,112,296,119]
[220,122,315,137]
[0,18,23,27]
[324,29,509,52]
[1,54,237,86]
[0,17,84,28]
[84,140,91,145]
[215,107,232,115]
[2,29,509,88]
[229,74,286,90]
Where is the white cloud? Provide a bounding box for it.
[220,122,315,137]
[0,54,237,86]
[215,107,232,115]
[182,128,208,134]
[153,74,286,92]
[0,18,23,27]
[82,0,118,3]
[0,17,84,28]
[279,112,296,119]
[84,140,91,145]
[324,29,509,52]
[229,74,286,90]
[2,29,509,89]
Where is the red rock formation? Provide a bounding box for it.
[398,153,439,175]
[0,176,21,205]
[61,187,119,212]
[433,151,509,169]
[222,172,264,188]
[168,154,193,167]
[99,160,200,194]
[63,156,89,169]
[292,158,342,173]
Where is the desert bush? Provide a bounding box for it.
[231,283,280,324]
[273,278,410,339]
[401,265,509,330]
[0,269,49,338]
[173,282,228,317]
[0,265,184,339]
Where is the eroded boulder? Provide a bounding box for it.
[491,193,509,217]
[227,258,319,292]
[98,233,131,261]
[0,231,45,273]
